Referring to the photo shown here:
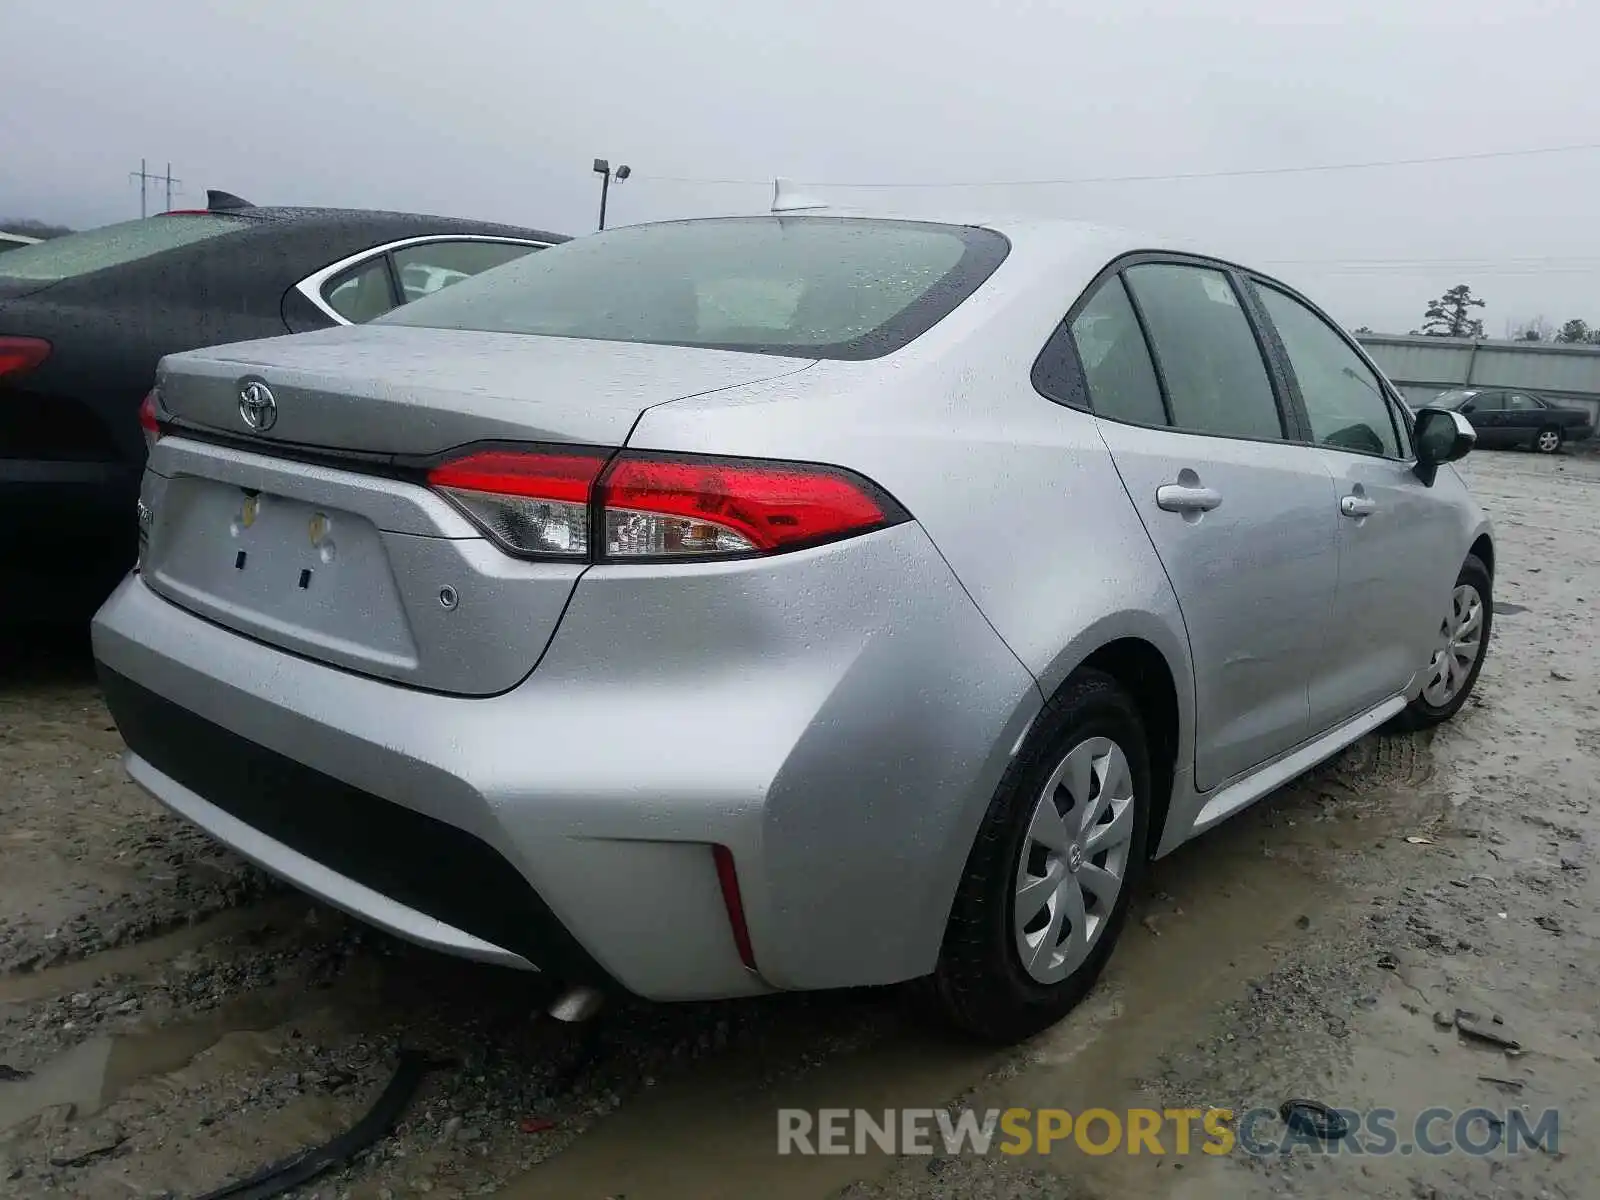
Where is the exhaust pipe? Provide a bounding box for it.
[547,984,605,1023]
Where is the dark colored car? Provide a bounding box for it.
[0,192,566,620]
[1434,387,1595,454]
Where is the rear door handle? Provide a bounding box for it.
[1340,494,1377,518]
[1155,484,1222,513]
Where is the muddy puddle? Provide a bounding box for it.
[501,743,1445,1199]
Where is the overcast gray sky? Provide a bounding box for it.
[4,0,1597,333]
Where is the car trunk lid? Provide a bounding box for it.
[140,327,815,694]
[155,324,814,454]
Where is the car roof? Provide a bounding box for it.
[202,203,570,244]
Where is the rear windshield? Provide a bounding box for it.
[375,217,1010,359]
[0,214,250,282]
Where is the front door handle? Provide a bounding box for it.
[1156,484,1222,513]
[1340,494,1377,518]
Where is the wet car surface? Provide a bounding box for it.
[1,451,1594,1199]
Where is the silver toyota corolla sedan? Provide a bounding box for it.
[92,204,1493,1043]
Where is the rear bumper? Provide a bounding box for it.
[1566,423,1594,443]
[92,522,1039,1000]
[99,667,602,976]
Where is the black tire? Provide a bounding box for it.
[1395,553,1492,730]
[926,669,1153,1043]
[1534,425,1563,454]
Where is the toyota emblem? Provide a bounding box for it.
[238,380,278,432]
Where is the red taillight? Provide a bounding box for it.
[712,845,756,971]
[427,449,605,503]
[427,448,608,559]
[0,336,50,377]
[597,454,896,557]
[138,389,164,452]
[426,446,904,562]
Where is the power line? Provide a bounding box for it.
[638,139,1600,190]
[1284,266,1600,276]
[1265,255,1600,266]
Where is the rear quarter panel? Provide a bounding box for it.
[626,225,1198,883]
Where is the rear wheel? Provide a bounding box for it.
[927,669,1152,1043]
[1396,554,1492,730]
[1535,426,1563,454]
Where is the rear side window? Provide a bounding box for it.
[0,214,249,281]
[1124,264,1284,441]
[392,240,540,303]
[324,258,399,323]
[1069,276,1166,426]
[376,217,1010,360]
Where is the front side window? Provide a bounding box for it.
[1068,276,1166,426]
[376,217,1010,360]
[1254,283,1401,458]
[392,240,540,304]
[1465,391,1505,412]
[1122,264,1284,441]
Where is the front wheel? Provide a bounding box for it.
[926,669,1152,1043]
[1535,426,1563,454]
[1396,554,1492,730]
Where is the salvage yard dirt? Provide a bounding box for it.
[2,450,1595,1200]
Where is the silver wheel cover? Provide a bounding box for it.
[1014,736,1136,985]
[1422,583,1485,707]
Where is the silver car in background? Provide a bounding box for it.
[92,208,1493,1043]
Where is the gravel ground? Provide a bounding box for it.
[0,448,1595,1200]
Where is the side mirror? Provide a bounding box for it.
[1413,407,1475,485]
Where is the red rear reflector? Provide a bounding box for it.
[0,336,50,377]
[712,845,757,971]
[597,454,896,556]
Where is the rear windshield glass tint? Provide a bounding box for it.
[0,214,250,281]
[375,217,1010,359]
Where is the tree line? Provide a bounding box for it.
[1,218,74,239]
[1355,283,1600,345]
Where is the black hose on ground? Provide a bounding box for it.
[192,1050,446,1200]
[184,1011,610,1199]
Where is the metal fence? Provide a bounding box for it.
[1357,334,1600,425]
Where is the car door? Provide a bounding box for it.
[1073,261,1342,791]
[1459,390,1505,445]
[1504,391,1543,444]
[1249,279,1460,729]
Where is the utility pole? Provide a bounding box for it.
[592,158,631,231]
[129,160,182,217]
